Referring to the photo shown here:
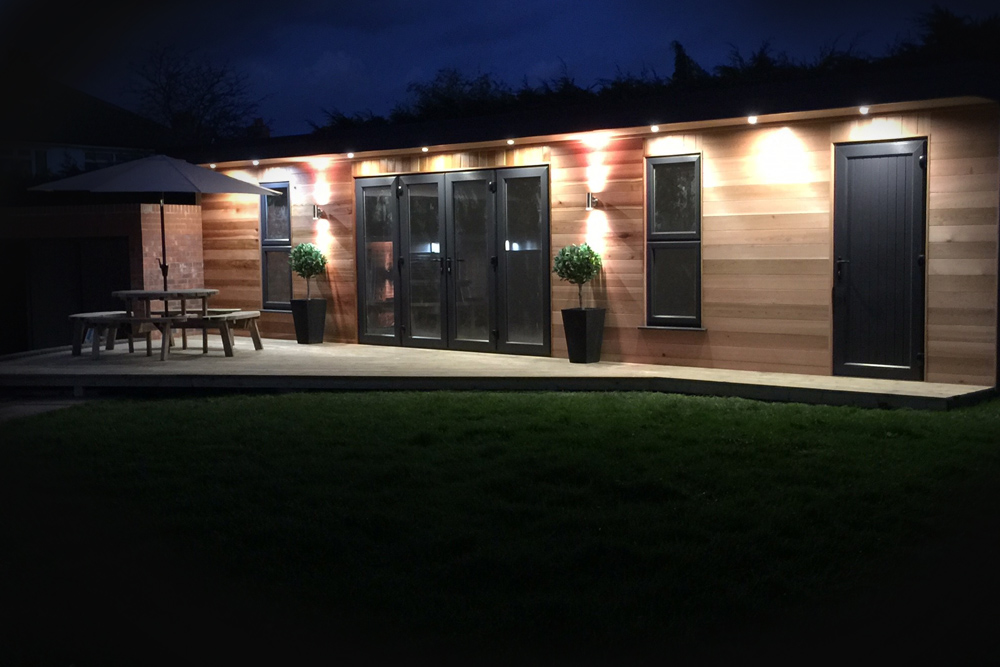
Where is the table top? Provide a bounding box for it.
[112,289,220,299]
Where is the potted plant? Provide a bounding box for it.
[289,242,328,344]
[553,242,605,363]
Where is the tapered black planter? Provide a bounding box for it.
[561,308,606,363]
[291,298,327,344]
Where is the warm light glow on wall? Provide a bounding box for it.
[261,166,290,182]
[647,135,697,157]
[314,178,332,206]
[219,169,263,186]
[314,218,334,253]
[581,132,612,150]
[752,127,811,184]
[308,157,332,171]
[848,116,906,142]
[584,209,608,257]
[586,162,609,193]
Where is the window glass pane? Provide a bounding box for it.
[652,161,698,235]
[264,184,290,241]
[650,244,699,320]
[364,186,395,335]
[406,182,442,339]
[265,249,291,304]
[504,177,544,345]
[452,180,491,343]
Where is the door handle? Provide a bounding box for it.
[445,257,452,274]
[835,256,849,279]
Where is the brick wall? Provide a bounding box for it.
[139,203,204,290]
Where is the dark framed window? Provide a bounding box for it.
[261,182,292,310]
[646,155,701,327]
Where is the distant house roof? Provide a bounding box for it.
[5,74,169,150]
[179,58,1000,165]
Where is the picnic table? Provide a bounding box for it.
[69,289,262,360]
[113,288,219,353]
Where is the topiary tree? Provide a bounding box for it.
[553,243,603,309]
[289,242,328,299]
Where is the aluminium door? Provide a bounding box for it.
[833,139,927,380]
[496,166,550,355]
[355,167,550,355]
[356,176,400,345]
[399,174,447,348]
[445,171,497,352]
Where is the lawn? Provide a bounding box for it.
[1,391,999,666]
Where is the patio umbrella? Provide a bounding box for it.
[29,154,279,290]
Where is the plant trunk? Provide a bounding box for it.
[306,277,311,300]
[578,283,583,309]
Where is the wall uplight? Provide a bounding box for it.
[859,106,871,115]
[312,204,329,220]
[586,192,600,210]
[747,116,758,125]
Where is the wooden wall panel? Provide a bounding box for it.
[199,102,997,386]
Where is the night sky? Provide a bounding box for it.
[3,0,998,137]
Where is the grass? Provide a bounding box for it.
[2,391,999,665]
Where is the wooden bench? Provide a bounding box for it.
[69,311,189,361]
[187,310,263,357]
[69,311,127,358]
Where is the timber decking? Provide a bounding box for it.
[0,339,991,410]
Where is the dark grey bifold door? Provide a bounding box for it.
[400,174,447,348]
[445,171,497,353]
[833,139,927,380]
[356,176,400,345]
[356,167,550,356]
[496,166,550,355]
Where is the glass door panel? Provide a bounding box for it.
[498,168,549,355]
[446,173,495,351]
[400,176,446,347]
[355,178,399,344]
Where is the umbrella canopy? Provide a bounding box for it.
[30,155,279,289]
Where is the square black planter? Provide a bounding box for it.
[291,298,327,344]
[561,308,605,363]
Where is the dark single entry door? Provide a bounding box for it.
[356,166,550,356]
[833,139,927,380]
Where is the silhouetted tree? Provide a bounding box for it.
[308,7,1000,134]
[129,45,271,146]
[389,68,514,123]
[669,41,710,86]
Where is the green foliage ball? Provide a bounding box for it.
[289,242,328,280]
[553,243,603,286]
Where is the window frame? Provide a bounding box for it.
[260,181,292,311]
[645,154,703,328]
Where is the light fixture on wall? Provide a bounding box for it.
[859,106,871,115]
[312,204,329,220]
[747,116,758,125]
[586,192,600,210]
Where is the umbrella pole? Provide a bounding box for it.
[158,194,168,290]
